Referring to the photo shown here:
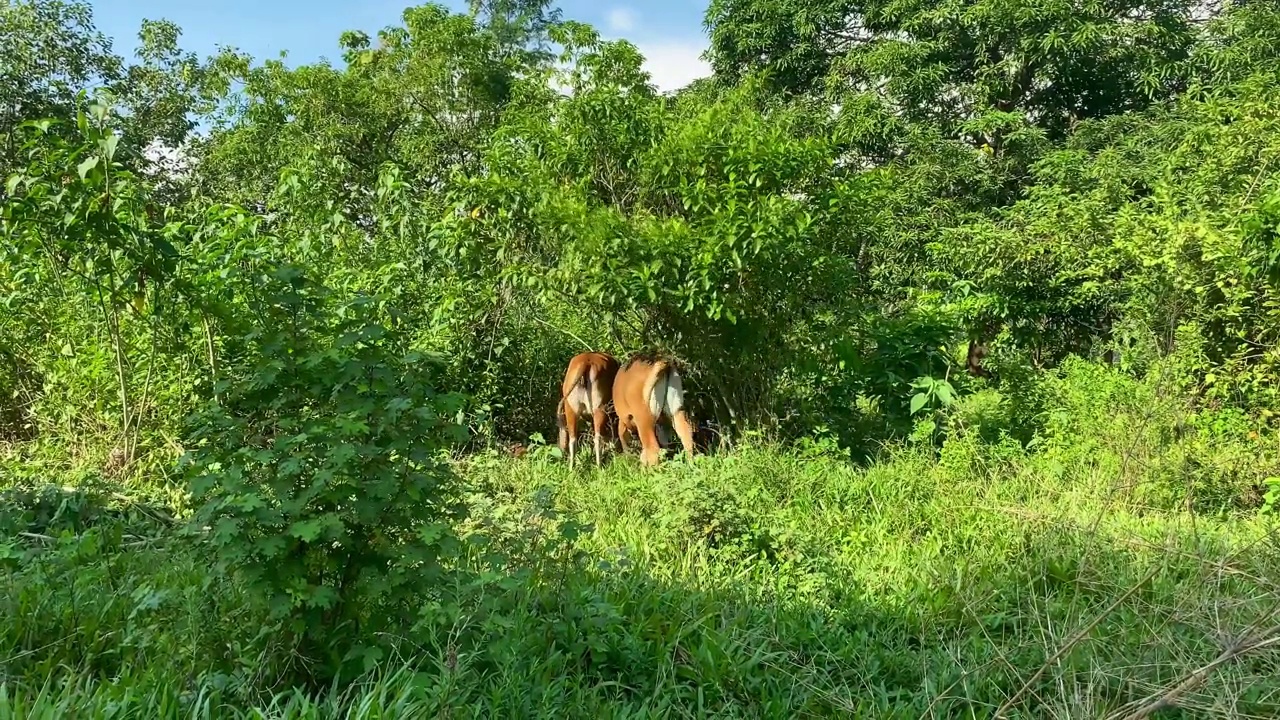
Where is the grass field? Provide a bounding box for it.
[3,360,1280,718]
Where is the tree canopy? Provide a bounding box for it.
[5,0,1280,448]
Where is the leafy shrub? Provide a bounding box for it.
[1164,406,1278,513]
[945,387,1014,444]
[184,265,469,683]
[1029,356,1280,513]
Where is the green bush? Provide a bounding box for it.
[1027,356,1280,513]
[184,265,470,683]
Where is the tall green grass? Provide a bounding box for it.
[3,359,1279,717]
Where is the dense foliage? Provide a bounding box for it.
[8,0,1280,448]
[5,0,1280,713]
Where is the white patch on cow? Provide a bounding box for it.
[565,382,592,415]
[647,367,686,420]
[589,375,606,412]
[664,370,685,415]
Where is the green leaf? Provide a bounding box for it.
[153,237,178,258]
[77,156,99,180]
[309,586,339,610]
[288,519,325,542]
[360,645,384,673]
[419,522,449,544]
[935,381,955,405]
[909,393,929,416]
[102,133,119,161]
[257,535,287,559]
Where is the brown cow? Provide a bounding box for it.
[967,339,992,379]
[613,354,695,467]
[557,351,620,468]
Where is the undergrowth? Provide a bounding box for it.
[3,361,1279,718]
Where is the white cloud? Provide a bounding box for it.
[607,7,638,33]
[634,39,711,93]
[548,18,711,96]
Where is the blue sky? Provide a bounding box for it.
[88,0,712,91]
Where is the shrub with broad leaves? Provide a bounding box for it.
[183,264,469,682]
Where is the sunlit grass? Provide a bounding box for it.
[4,361,1280,717]
[5,432,1279,717]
